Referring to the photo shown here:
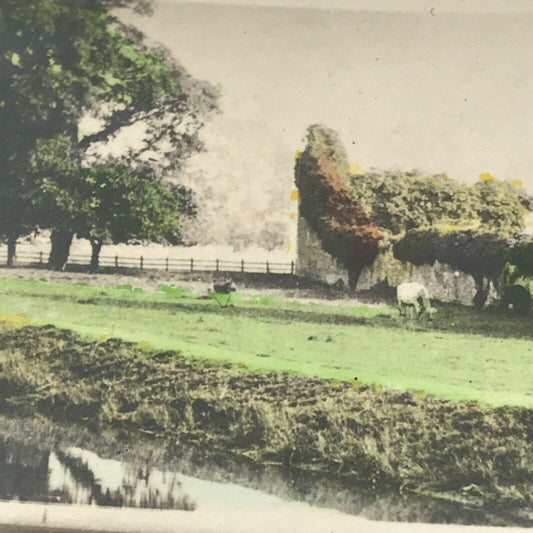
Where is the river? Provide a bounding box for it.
[0,423,531,533]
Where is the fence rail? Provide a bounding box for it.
[0,251,296,275]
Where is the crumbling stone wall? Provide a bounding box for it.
[296,214,349,287]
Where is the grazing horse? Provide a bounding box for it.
[397,282,434,318]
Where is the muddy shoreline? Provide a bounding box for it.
[0,323,531,526]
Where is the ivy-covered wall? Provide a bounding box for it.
[296,216,494,304]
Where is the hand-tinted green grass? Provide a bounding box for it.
[1,277,531,406]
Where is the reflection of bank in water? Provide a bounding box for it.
[0,438,50,503]
[0,437,292,512]
[49,448,196,510]
[0,431,532,532]
[0,438,195,510]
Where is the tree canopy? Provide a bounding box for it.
[295,125,380,289]
[30,135,184,269]
[349,171,530,237]
[0,0,219,267]
[54,0,153,14]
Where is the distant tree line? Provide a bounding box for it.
[0,0,218,270]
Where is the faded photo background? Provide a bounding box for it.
[0,1,532,532]
[16,0,533,260]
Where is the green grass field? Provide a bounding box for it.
[0,276,532,407]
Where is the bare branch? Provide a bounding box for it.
[77,107,139,150]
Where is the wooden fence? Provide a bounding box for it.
[0,250,295,275]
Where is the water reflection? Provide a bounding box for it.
[0,439,49,503]
[1,435,531,527]
[0,438,195,510]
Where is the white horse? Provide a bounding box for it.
[397,282,435,318]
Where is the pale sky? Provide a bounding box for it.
[118,0,533,248]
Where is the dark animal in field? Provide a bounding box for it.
[211,280,236,308]
[397,281,435,319]
[213,281,236,294]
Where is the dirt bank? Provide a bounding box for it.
[0,323,531,526]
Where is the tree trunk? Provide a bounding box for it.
[473,275,490,307]
[89,238,103,273]
[48,229,73,271]
[6,232,17,267]
[348,263,363,291]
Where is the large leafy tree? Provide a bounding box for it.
[30,136,185,271]
[0,0,86,263]
[295,125,380,290]
[0,0,218,268]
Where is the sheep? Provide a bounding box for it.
[397,281,435,319]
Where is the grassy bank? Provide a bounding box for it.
[0,322,531,525]
[0,277,532,406]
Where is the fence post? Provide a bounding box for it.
[140,256,144,270]
[266,261,269,274]
[190,258,194,272]
[39,251,43,265]
[115,255,118,268]
[291,261,294,275]
[241,260,244,273]
[215,259,219,272]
